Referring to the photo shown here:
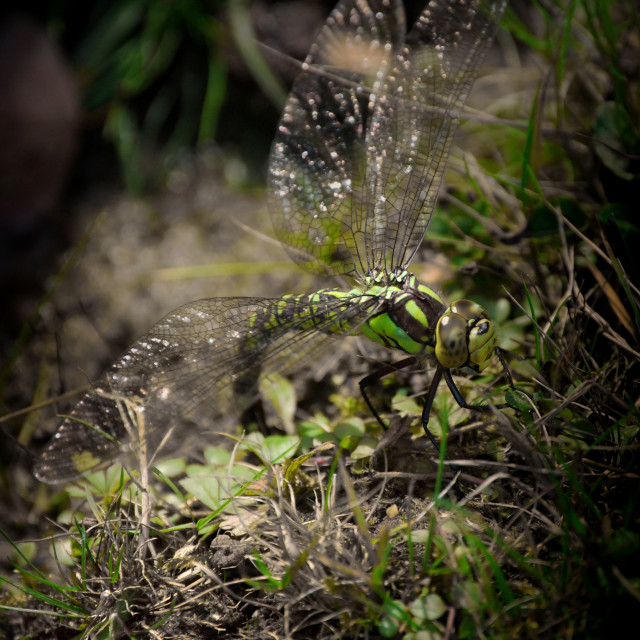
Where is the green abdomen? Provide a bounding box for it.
[249,288,368,340]
[251,278,445,357]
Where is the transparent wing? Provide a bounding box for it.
[268,0,406,277]
[365,0,507,272]
[267,0,506,279]
[35,295,378,483]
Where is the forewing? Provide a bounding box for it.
[35,295,377,483]
[363,0,507,272]
[268,0,406,277]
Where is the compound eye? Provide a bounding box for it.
[468,320,497,372]
[435,313,469,368]
[449,299,488,322]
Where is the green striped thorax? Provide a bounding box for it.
[359,271,498,372]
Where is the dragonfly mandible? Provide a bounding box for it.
[36,0,511,483]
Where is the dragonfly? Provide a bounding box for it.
[36,0,513,484]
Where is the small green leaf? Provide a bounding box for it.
[506,388,534,412]
[204,446,233,468]
[261,435,300,464]
[410,593,447,622]
[594,102,640,180]
[392,389,422,416]
[350,436,378,460]
[452,581,483,612]
[526,198,585,238]
[154,457,186,477]
[379,614,400,637]
[261,373,297,432]
[334,417,366,440]
[284,441,335,483]
[181,475,240,511]
[526,204,557,238]
[408,529,430,544]
[298,420,329,439]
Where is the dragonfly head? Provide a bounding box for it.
[435,299,497,372]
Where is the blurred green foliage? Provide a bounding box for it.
[40,0,290,192]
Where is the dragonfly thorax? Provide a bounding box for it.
[435,300,497,372]
[359,273,446,355]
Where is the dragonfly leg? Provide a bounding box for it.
[442,347,523,413]
[420,366,446,453]
[359,356,416,431]
[360,358,451,454]
[360,358,458,471]
[496,348,516,390]
[419,366,463,476]
[495,348,535,408]
[443,368,489,411]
